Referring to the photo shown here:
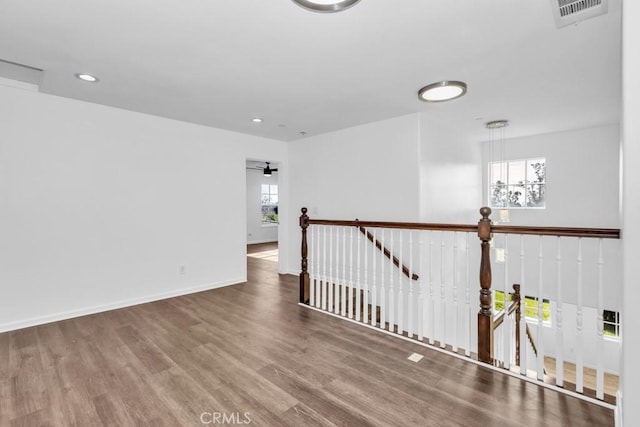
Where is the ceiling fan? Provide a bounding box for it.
[262,162,278,176]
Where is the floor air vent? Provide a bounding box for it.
[552,0,608,28]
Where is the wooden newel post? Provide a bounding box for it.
[477,206,493,363]
[299,207,310,304]
[513,284,521,367]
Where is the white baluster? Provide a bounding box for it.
[519,234,526,375]
[322,226,327,311]
[363,227,369,324]
[389,230,395,332]
[316,225,321,308]
[537,235,545,381]
[452,232,458,352]
[333,227,342,314]
[348,227,354,319]
[371,228,377,326]
[341,226,347,317]
[555,237,564,387]
[408,230,415,338]
[328,226,333,313]
[380,229,386,330]
[596,238,604,400]
[356,226,361,321]
[309,225,315,308]
[465,232,471,357]
[429,231,435,345]
[576,238,584,392]
[398,230,404,335]
[503,234,510,367]
[440,231,446,349]
[418,230,425,342]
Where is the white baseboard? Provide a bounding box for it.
[247,238,278,245]
[0,278,244,333]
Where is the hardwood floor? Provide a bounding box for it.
[0,253,613,426]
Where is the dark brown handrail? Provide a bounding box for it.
[493,299,519,330]
[308,218,477,233]
[358,226,419,281]
[492,224,620,239]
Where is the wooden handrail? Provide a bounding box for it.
[493,299,519,330]
[308,218,477,233]
[306,218,620,239]
[492,224,620,239]
[358,226,419,281]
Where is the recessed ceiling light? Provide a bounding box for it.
[418,81,467,102]
[251,117,263,123]
[292,0,361,13]
[75,73,99,83]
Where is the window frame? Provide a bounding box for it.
[488,157,546,210]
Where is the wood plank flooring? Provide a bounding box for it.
[0,246,613,426]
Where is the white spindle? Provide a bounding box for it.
[341,227,347,317]
[555,237,564,387]
[363,227,369,324]
[322,226,327,311]
[440,232,446,349]
[348,227,354,319]
[335,227,340,314]
[327,227,335,311]
[536,235,545,381]
[316,225,321,308]
[503,234,510,367]
[465,232,471,357]
[418,231,425,341]
[356,226,361,321]
[388,229,395,332]
[576,238,584,392]
[371,228,377,326]
[596,238,604,400]
[429,231,435,345]
[408,231,415,338]
[309,225,315,308]
[452,232,458,352]
[398,230,404,335]
[380,229,386,330]
[519,234,526,376]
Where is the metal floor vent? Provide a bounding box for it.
[552,0,608,28]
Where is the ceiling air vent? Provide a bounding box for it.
[551,0,608,28]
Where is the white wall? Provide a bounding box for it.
[622,0,639,424]
[419,114,483,224]
[246,168,278,244]
[286,113,421,273]
[0,84,287,332]
[481,124,620,228]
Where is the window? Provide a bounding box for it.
[494,290,551,322]
[603,310,620,338]
[261,184,278,224]
[489,158,546,208]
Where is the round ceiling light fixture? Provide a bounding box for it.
[418,80,467,102]
[251,117,264,123]
[291,0,361,13]
[75,73,99,83]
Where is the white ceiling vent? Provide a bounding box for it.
[551,0,608,28]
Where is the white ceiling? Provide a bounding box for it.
[0,0,622,142]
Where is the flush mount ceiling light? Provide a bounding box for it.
[291,0,361,13]
[251,117,263,123]
[75,73,99,82]
[418,80,467,102]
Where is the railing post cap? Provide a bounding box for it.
[480,207,492,219]
[301,207,308,215]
